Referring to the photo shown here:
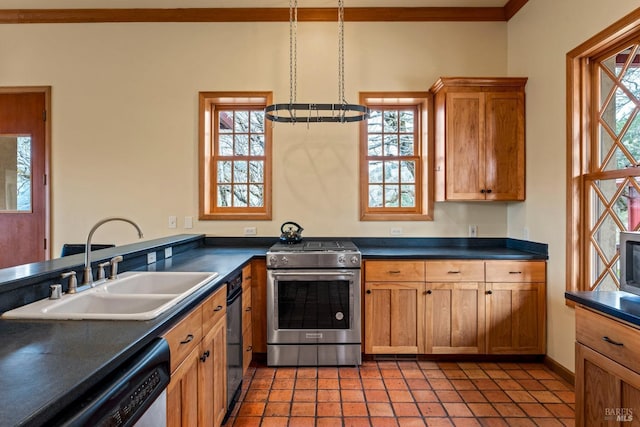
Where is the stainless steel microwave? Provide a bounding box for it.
[620,231,640,296]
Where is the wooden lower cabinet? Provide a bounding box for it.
[251,258,267,354]
[575,305,640,426]
[164,285,227,427]
[242,263,253,375]
[426,282,485,354]
[575,343,640,426]
[363,259,546,356]
[364,282,425,354]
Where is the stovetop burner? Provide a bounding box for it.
[269,240,359,253]
[267,240,361,269]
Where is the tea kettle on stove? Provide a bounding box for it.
[280,221,304,244]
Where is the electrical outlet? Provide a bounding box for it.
[147,252,157,264]
[184,216,193,229]
[390,227,402,236]
[165,247,173,258]
[469,225,478,237]
[523,227,530,240]
[244,227,257,236]
[168,216,177,229]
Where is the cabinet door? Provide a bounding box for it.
[364,282,425,354]
[242,264,253,375]
[166,346,200,427]
[484,91,525,201]
[485,282,545,354]
[426,282,485,354]
[251,258,267,353]
[444,91,486,200]
[199,317,228,427]
[575,343,640,426]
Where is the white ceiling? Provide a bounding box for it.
[0,0,509,8]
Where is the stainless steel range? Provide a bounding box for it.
[266,240,362,366]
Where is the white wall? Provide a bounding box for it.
[507,2,640,371]
[0,21,509,250]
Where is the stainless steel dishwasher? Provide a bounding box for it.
[225,272,243,422]
[50,338,170,427]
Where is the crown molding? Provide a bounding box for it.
[0,2,528,24]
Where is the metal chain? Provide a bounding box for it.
[289,0,298,107]
[338,0,346,105]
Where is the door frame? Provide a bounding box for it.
[0,86,52,260]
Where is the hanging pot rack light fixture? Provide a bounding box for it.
[264,0,370,124]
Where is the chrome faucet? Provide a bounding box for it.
[83,217,144,286]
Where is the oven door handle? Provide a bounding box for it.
[271,271,355,277]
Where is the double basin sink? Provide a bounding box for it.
[2,271,219,321]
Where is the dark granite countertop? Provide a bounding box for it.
[565,290,640,328]
[0,235,547,426]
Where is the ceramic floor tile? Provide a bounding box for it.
[230,360,575,427]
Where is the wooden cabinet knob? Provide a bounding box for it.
[366,290,372,294]
[486,290,493,295]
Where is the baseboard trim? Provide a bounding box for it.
[543,355,575,385]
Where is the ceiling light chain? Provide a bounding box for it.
[264,0,370,124]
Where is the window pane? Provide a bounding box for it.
[218,185,231,207]
[234,111,249,132]
[369,184,383,207]
[384,185,399,207]
[401,161,416,183]
[383,111,398,132]
[401,184,415,207]
[250,110,264,133]
[249,161,264,183]
[219,134,233,156]
[368,134,382,156]
[383,134,399,156]
[249,184,264,207]
[385,161,399,183]
[250,135,265,156]
[235,135,249,156]
[219,111,233,133]
[217,161,232,183]
[234,185,248,207]
[399,135,414,156]
[368,110,382,133]
[399,111,414,132]
[368,161,383,183]
[234,161,248,183]
[0,135,31,212]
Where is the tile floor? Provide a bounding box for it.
[226,360,575,427]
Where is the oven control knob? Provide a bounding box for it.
[350,256,359,264]
[338,255,346,264]
[281,256,289,264]
[269,256,278,266]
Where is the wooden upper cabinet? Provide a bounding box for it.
[431,77,527,201]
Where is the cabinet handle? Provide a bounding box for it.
[602,336,624,346]
[480,189,486,194]
[214,305,223,312]
[200,350,210,362]
[426,290,432,295]
[366,290,372,294]
[246,346,253,352]
[180,334,194,345]
[245,306,252,312]
[509,271,522,275]
[486,290,493,295]
[487,189,492,194]
[388,270,401,274]
[447,271,461,274]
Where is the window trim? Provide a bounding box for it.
[359,92,433,221]
[566,9,640,293]
[199,91,273,220]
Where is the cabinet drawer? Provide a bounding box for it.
[163,306,203,373]
[485,261,545,282]
[365,261,425,282]
[576,306,640,371]
[202,285,227,333]
[242,264,252,288]
[242,300,252,331]
[425,260,484,282]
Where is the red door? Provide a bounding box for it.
[0,89,49,268]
